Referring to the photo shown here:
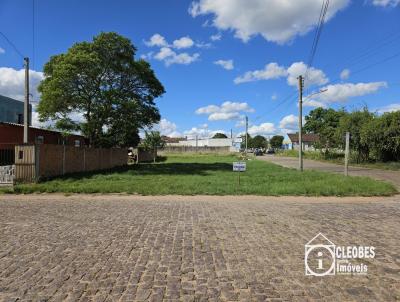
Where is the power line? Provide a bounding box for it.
[0,31,25,59]
[305,0,329,82]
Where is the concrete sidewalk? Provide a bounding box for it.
[261,155,400,189]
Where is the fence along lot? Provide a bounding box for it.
[15,144,127,182]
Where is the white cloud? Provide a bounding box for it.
[154,47,199,66]
[153,118,182,137]
[370,0,400,6]
[166,52,200,66]
[214,59,234,70]
[248,122,276,136]
[305,82,388,107]
[189,0,349,44]
[196,101,254,121]
[144,34,168,47]
[286,62,328,87]
[0,67,44,101]
[0,47,5,54]
[303,99,327,108]
[173,36,194,49]
[209,112,241,121]
[271,93,278,100]
[184,124,226,139]
[340,68,350,80]
[234,61,328,87]
[377,103,400,113]
[145,34,206,66]
[279,114,298,130]
[195,41,212,48]
[234,62,287,84]
[154,47,175,60]
[210,33,222,41]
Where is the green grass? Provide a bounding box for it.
[4,153,397,196]
[276,150,400,171]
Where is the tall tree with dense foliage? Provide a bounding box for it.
[37,32,165,147]
[141,131,165,163]
[304,107,345,152]
[335,108,374,162]
[362,111,400,161]
[270,135,284,149]
[252,135,268,149]
[212,133,228,138]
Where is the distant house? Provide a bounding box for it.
[287,133,319,151]
[0,94,32,125]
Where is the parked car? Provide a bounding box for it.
[266,148,275,154]
[253,148,263,156]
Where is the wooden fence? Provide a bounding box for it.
[15,144,128,182]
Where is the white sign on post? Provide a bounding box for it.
[233,162,246,172]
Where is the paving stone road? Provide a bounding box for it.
[0,194,399,302]
[261,155,400,189]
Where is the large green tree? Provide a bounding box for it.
[37,32,165,147]
[304,107,346,152]
[335,108,375,163]
[252,135,268,149]
[212,133,228,138]
[270,135,284,149]
[361,111,400,162]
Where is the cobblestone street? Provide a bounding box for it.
[0,194,399,301]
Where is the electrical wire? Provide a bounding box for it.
[0,31,25,59]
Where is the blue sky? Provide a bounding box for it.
[0,0,399,139]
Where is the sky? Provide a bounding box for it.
[0,0,399,139]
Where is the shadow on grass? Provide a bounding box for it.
[37,162,232,182]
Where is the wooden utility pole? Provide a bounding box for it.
[245,116,248,154]
[298,75,303,171]
[23,57,30,144]
[344,132,350,176]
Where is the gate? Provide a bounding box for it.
[14,145,37,183]
[0,144,16,185]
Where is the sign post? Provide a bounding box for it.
[344,132,350,176]
[233,161,246,187]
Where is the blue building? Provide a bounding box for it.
[0,94,32,125]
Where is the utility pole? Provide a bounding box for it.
[195,135,198,152]
[245,116,248,154]
[298,75,303,171]
[23,57,30,144]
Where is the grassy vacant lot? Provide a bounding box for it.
[277,150,400,171]
[6,154,396,196]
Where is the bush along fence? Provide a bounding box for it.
[15,144,128,182]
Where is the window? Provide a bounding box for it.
[74,140,81,147]
[17,114,24,124]
[36,136,44,144]
[18,150,24,159]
